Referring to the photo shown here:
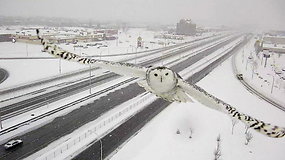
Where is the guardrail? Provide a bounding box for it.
[0,34,231,137]
[35,35,243,160]
[0,34,213,96]
[0,77,137,136]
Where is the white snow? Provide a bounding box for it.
[28,93,158,160]
[3,26,281,160]
[110,39,285,160]
[235,38,285,106]
[24,34,244,160]
[0,28,225,137]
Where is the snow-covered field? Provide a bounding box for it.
[0,28,228,139]
[0,27,214,89]
[2,26,284,160]
[110,42,285,160]
[235,38,285,106]
[23,34,241,160]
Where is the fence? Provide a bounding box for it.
[36,93,155,160]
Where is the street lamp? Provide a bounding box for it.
[267,74,275,94]
[263,50,270,68]
[246,55,253,71]
[82,53,92,94]
[59,58,62,74]
[99,50,105,60]
[242,49,244,64]
[93,131,103,160]
[0,114,2,129]
[251,61,258,80]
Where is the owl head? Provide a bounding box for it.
[146,66,178,93]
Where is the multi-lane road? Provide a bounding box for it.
[0,33,248,160]
[75,35,250,160]
[0,68,8,84]
[0,33,228,125]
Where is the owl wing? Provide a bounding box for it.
[178,79,285,138]
[36,29,147,78]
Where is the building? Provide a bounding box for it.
[262,36,285,53]
[263,36,285,44]
[0,34,13,42]
[176,19,196,36]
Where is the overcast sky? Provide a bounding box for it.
[0,0,284,30]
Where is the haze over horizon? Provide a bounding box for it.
[0,0,284,30]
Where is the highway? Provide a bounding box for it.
[0,34,229,120]
[231,51,285,112]
[75,35,250,160]
[0,34,235,136]
[0,68,8,84]
[0,34,244,159]
[0,34,215,96]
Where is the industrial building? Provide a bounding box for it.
[176,19,196,36]
[262,36,285,53]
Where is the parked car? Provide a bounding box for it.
[236,74,243,80]
[4,139,23,150]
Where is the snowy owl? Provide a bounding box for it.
[36,29,285,138]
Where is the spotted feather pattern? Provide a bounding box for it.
[179,80,285,138]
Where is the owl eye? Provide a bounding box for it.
[154,73,158,77]
[165,73,169,76]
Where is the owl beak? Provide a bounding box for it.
[160,76,163,82]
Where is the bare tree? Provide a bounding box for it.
[245,130,253,145]
[231,118,238,135]
[214,134,222,160]
[176,129,181,134]
[245,126,249,134]
[189,128,193,139]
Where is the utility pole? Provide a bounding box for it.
[89,64,92,95]
[59,58,62,74]
[26,43,29,57]
[94,132,103,160]
[267,74,275,94]
[0,115,2,129]
[82,53,92,94]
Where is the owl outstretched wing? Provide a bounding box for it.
[36,29,147,78]
[178,79,285,138]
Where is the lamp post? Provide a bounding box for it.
[99,50,105,60]
[267,74,275,94]
[242,49,244,64]
[93,132,103,160]
[82,53,92,94]
[59,58,62,74]
[263,50,270,68]
[0,115,2,129]
[26,42,29,57]
[251,61,257,80]
[246,55,253,71]
[281,76,285,90]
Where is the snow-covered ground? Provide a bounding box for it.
[0,30,230,139]
[235,38,285,106]
[110,41,285,160]
[0,28,160,89]
[0,27,228,144]
[3,27,281,160]
[0,27,216,90]
[24,36,243,160]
